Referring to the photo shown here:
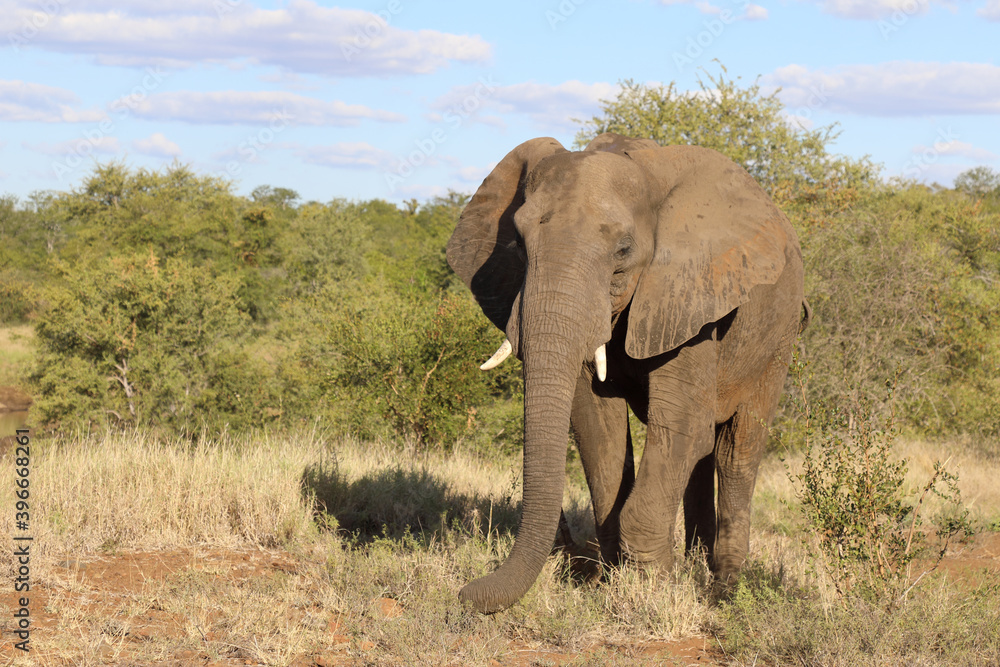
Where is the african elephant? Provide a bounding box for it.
[447,132,807,613]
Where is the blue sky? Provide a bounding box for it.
[2,0,998,204]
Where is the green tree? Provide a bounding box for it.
[278,199,371,294]
[30,250,249,434]
[954,166,1000,199]
[791,184,1000,439]
[574,68,878,194]
[56,162,243,265]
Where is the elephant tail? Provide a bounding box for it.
[799,299,812,334]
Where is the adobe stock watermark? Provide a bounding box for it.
[8,0,70,52]
[221,110,295,177]
[901,127,959,180]
[672,0,752,71]
[213,0,244,19]
[51,67,170,180]
[546,0,586,30]
[784,82,830,131]
[341,0,403,61]
[877,0,929,40]
[383,76,498,193]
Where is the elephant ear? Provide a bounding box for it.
[447,137,567,331]
[624,145,791,359]
[583,132,661,154]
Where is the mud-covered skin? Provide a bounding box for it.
[447,133,807,613]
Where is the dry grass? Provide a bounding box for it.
[0,324,33,387]
[2,429,998,665]
[759,436,1000,531]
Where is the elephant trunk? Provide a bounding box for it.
[459,284,597,613]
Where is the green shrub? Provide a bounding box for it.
[311,276,521,448]
[0,271,36,324]
[29,251,250,434]
[789,371,972,602]
[793,185,1000,438]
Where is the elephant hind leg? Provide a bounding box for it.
[712,366,787,584]
[683,452,716,561]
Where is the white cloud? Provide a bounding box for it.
[658,0,768,18]
[210,141,297,165]
[911,140,997,161]
[783,112,815,130]
[764,62,1000,116]
[815,0,998,20]
[978,0,1000,19]
[0,0,491,77]
[133,132,181,158]
[26,136,121,156]
[658,0,722,13]
[0,80,105,123]
[892,161,973,186]
[295,142,398,170]
[116,91,405,126]
[808,0,936,20]
[432,80,619,131]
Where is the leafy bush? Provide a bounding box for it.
[789,370,972,602]
[29,251,250,434]
[309,276,521,448]
[793,185,1000,438]
[0,271,36,324]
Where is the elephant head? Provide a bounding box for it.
[446,133,790,613]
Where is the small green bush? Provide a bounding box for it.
[789,371,972,602]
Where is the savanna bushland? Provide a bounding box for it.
[2,70,999,665]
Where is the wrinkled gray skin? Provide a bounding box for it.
[447,133,807,614]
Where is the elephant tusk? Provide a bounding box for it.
[594,344,607,382]
[480,339,512,370]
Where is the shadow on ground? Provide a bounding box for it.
[299,460,522,544]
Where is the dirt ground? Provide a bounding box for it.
[3,533,999,666]
[0,547,724,666]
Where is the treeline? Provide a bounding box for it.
[2,72,999,446]
[1,167,520,446]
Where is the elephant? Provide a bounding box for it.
[447,132,807,614]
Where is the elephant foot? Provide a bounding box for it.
[708,570,740,604]
[620,548,674,583]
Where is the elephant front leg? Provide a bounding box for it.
[619,334,716,573]
[620,421,714,571]
[570,369,633,567]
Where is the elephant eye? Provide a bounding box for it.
[614,236,634,261]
